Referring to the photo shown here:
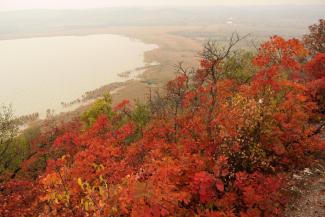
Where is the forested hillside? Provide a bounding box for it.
[0,20,324,217]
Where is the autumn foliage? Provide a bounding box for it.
[0,32,324,216]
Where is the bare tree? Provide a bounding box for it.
[200,33,249,140]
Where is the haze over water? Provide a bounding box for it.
[0,34,156,116]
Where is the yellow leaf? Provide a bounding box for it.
[77,178,84,190]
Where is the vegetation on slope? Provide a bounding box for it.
[0,20,324,217]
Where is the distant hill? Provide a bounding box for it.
[0,5,324,38]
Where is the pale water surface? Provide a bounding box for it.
[0,34,156,116]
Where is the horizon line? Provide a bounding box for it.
[1,3,325,12]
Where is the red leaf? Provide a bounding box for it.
[215,178,224,192]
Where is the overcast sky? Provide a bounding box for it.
[1,0,324,11]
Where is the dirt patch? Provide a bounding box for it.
[284,158,325,217]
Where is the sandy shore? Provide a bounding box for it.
[3,26,203,121]
[97,26,203,105]
[51,26,203,104]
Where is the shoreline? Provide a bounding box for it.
[4,26,202,123]
[0,33,158,120]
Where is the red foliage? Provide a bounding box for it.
[193,171,216,203]
[305,53,325,80]
[1,35,324,216]
[304,53,325,113]
[253,36,308,70]
[0,180,43,217]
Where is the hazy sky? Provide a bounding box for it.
[1,0,324,11]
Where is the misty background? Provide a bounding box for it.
[1,0,325,11]
[0,5,324,40]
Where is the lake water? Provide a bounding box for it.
[0,34,156,117]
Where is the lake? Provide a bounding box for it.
[0,34,156,117]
